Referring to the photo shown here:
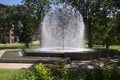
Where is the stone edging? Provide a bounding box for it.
[0,50,5,58]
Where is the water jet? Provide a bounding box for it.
[23,3,95,60]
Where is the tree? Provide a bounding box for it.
[0,5,16,43]
[20,0,50,48]
[93,0,120,49]
[11,0,50,48]
[114,12,120,44]
[58,0,120,49]
[13,5,37,48]
[0,0,50,47]
[58,0,105,48]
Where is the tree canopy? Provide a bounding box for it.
[0,0,120,49]
[0,0,50,47]
[58,0,120,48]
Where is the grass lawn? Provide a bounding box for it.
[0,43,120,51]
[0,69,23,80]
[110,45,120,51]
[0,43,39,49]
[93,45,120,51]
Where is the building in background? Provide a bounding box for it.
[0,3,6,9]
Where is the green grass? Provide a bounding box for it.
[93,45,106,49]
[0,44,24,49]
[0,43,120,51]
[0,43,39,49]
[109,45,120,51]
[93,45,120,51]
[0,69,23,80]
[29,43,39,49]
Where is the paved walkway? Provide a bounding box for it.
[0,63,34,69]
[0,59,119,69]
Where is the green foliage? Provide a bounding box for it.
[0,0,50,47]
[17,0,50,47]
[68,69,86,80]
[35,63,54,80]
[88,69,104,80]
[0,36,8,44]
[19,27,33,47]
[15,62,67,80]
[67,68,120,80]
[49,61,68,80]
[0,6,15,44]
[103,61,120,80]
[13,61,120,80]
[104,61,120,69]
[58,0,109,48]
[58,0,120,48]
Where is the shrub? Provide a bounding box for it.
[68,69,86,80]
[104,61,120,69]
[14,61,120,80]
[49,61,68,80]
[14,62,68,80]
[35,63,54,80]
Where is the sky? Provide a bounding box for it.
[0,0,22,5]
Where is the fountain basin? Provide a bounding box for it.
[0,49,119,63]
[34,47,94,53]
[23,48,119,60]
[0,50,69,63]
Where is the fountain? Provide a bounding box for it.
[23,3,95,60]
[41,4,84,49]
[35,3,93,52]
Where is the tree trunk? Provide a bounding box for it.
[106,44,109,49]
[25,42,29,48]
[102,40,105,47]
[88,33,92,48]
[105,37,109,49]
[39,23,42,47]
[87,21,92,48]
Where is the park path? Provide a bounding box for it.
[0,63,34,69]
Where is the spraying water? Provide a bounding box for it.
[40,3,85,50]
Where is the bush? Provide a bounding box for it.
[15,62,68,80]
[49,61,68,80]
[68,69,86,80]
[104,61,120,69]
[14,61,120,80]
[35,63,54,80]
